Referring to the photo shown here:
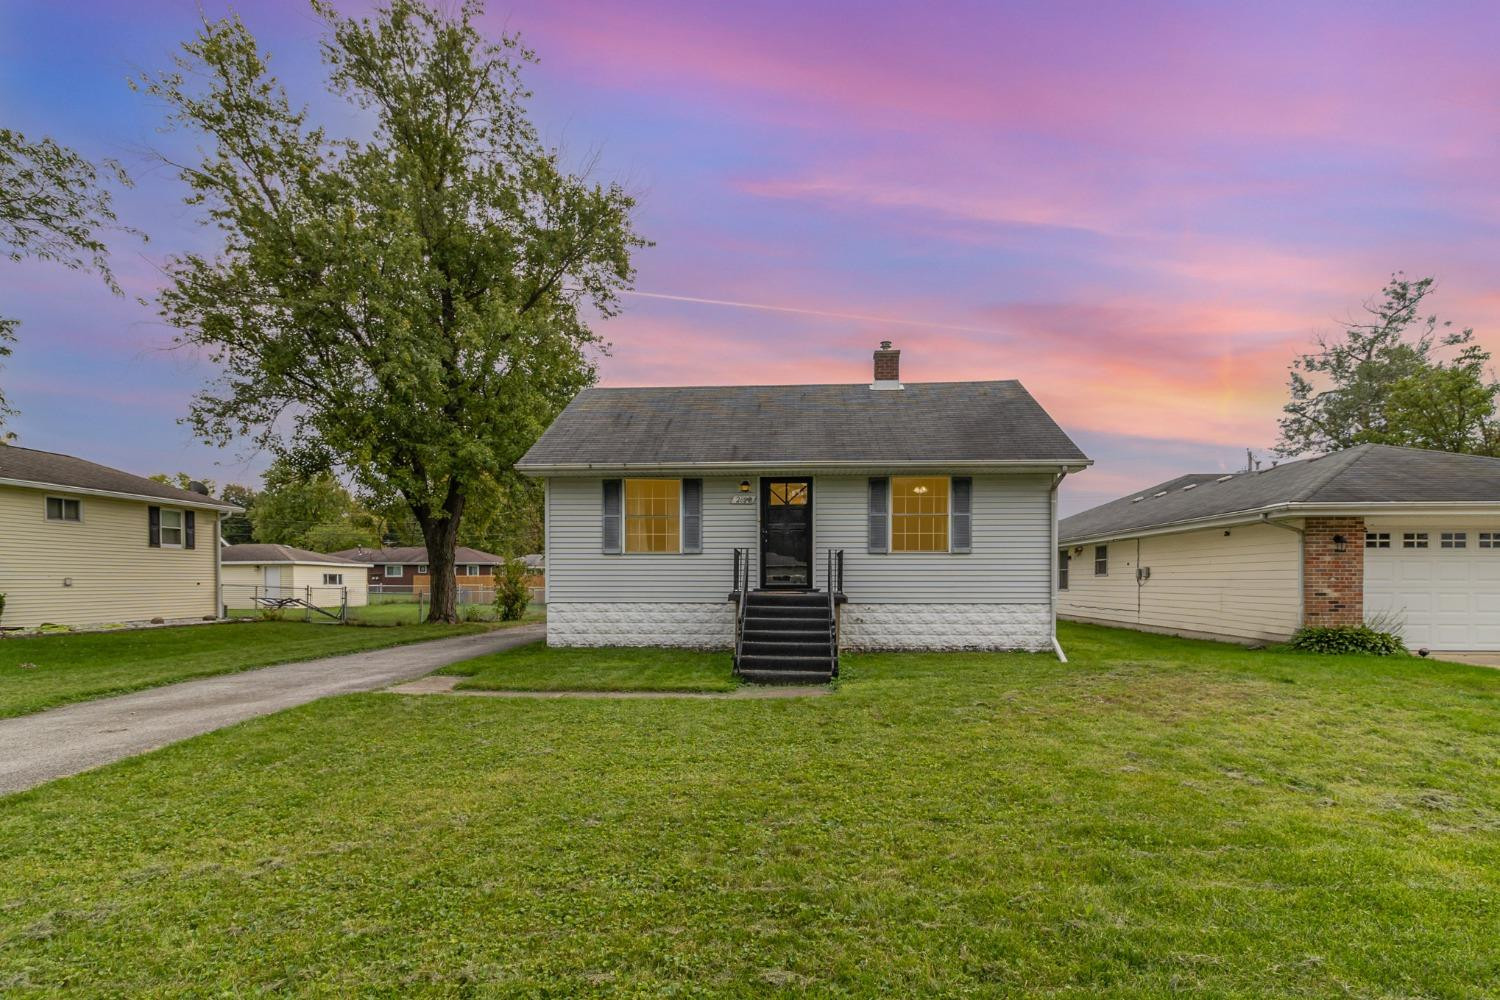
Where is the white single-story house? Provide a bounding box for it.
[1058,443,1500,651]
[516,343,1091,680]
[220,544,372,607]
[0,445,238,630]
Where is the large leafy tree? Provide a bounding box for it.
[1277,275,1499,457]
[0,128,135,429]
[139,0,644,620]
[249,459,381,551]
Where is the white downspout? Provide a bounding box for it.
[1050,470,1067,662]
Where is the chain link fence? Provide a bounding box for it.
[222,583,350,623]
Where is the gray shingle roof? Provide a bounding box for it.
[516,381,1088,470]
[221,544,370,565]
[1060,444,1500,543]
[327,545,503,565]
[0,444,238,510]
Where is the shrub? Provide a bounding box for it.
[494,558,530,622]
[1289,624,1406,656]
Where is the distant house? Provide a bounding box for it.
[329,545,503,594]
[220,544,373,607]
[516,342,1089,679]
[0,445,238,630]
[1058,444,1500,651]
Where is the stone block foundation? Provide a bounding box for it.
[839,602,1052,652]
[546,602,735,648]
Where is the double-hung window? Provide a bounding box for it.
[45,496,81,522]
[158,509,184,547]
[1094,545,1109,576]
[624,478,682,553]
[1058,550,1070,590]
[890,476,949,552]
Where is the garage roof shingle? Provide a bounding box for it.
[1060,444,1500,543]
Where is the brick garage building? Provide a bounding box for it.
[329,545,503,595]
[1058,445,1500,651]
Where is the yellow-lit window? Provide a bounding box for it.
[891,476,949,552]
[625,478,681,553]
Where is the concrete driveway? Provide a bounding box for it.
[0,624,544,796]
[1432,651,1500,669]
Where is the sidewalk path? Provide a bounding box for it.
[0,624,545,795]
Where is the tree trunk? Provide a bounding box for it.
[422,516,462,623]
[420,487,466,624]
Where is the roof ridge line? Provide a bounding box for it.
[1294,443,1375,502]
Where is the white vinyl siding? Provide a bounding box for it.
[548,476,755,601]
[1059,522,1302,643]
[220,561,370,607]
[545,473,1053,605]
[0,485,220,628]
[810,475,1052,603]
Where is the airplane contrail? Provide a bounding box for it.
[621,290,1012,337]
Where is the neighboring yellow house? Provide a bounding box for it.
[220,544,373,607]
[0,445,238,631]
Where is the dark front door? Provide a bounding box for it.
[761,478,813,588]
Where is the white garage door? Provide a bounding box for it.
[1364,528,1500,650]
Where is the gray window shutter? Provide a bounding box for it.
[867,477,888,554]
[184,510,197,549]
[601,479,622,554]
[681,478,703,554]
[148,506,161,547]
[951,477,972,553]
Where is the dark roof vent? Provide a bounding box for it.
[188,480,210,496]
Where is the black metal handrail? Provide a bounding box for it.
[732,547,750,671]
[825,548,844,677]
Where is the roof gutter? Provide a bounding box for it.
[0,476,242,513]
[518,459,1093,476]
[1060,499,1500,548]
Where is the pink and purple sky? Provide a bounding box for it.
[2,0,1498,513]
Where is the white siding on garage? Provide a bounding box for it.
[1057,539,1141,623]
[1364,519,1500,650]
[546,473,1055,606]
[1059,522,1302,643]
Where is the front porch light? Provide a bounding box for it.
[739,480,751,493]
[1333,534,1347,553]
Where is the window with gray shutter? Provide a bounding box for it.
[867,477,888,553]
[951,476,972,553]
[681,478,703,553]
[184,510,197,549]
[601,479,623,554]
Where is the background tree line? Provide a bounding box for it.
[153,461,544,559]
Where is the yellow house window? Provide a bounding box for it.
[891,476,949,552]
[625,478,681,553]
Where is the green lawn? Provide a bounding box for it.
[0,620,487,719]
[440,641,738,692]
[2,622,1499,994]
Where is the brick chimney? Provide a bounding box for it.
[872,341,902,388]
